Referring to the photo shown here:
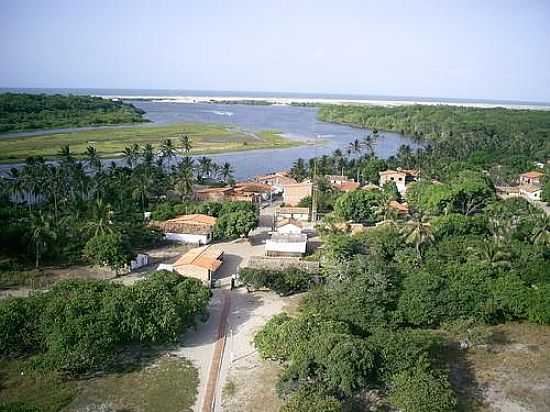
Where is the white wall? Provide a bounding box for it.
[277,224,303,235]
[265,240,307,255]
[166,232,211,245]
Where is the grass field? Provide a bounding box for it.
[0,123,302,162]
[0,355,198,412]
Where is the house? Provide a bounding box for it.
[276,218,304,235]
[265,233,308,257]
[379,169,418,194]
[275,207,310,222]
[282,182,312,206]
[234,181,274,202]
[336,181,360,192]
[255,171,297,191]
[194,187,233,202]
[325,175,349,186]
[173,245,224,286]
[519,171,544,186]
[388,200,410,215]
[154,214,216,244]
[519,185,542,201]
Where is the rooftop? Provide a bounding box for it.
[276,218,304,228]
[153,214,216,234]
[174,245,223,271]
[337,181,361,192]
[195,186,233,194]
[269,233,308,243]
[520,171,544,179]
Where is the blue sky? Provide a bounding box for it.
[1,0,549,101]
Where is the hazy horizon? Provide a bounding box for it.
[1,0,549,102]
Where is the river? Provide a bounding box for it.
[0,100,419,180]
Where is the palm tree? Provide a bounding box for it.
[348,138,362,157]
[30,212,57,268]
[180,135,192,154]
[469,240,511,269]
[531,214,550,247]
[142,144,155,167]
[123,143,141,169]
[158,139,176,168]
[197,156,213,180]
[402,213,434,258]
[85,145,102,173]
[363,134,377,157]
[84,198,113,236]
[174,168,194,200]
[221,162,234,183]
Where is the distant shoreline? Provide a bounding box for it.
[97,94,550,111]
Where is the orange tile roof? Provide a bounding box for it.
[174,245,223,271]
[337,181,360,192]
[168,214,217,226]
[195,186,233,193]
[389,200,409,213]
[520,171,544,179]
[520,185,542,193]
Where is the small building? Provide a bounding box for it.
[265,233,308,257]
[276,218,304,235]
[282,182,313,206]
[379,169,418,194]
[173,245,224,286]
[194,187,233,202]
[336,181,360,192]
[255,171,297,190]
[519,171,544,186]
[275,207,310,222]
[325,175,350,186]
[519,185,542,201]
[234,181,274,202]
[154,214,216,245]
[388,200,410,215]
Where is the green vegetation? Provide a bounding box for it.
[0,93,146,133]
[0,138,258,277]
[318,104,550,180]
[0,122,299,162]
[239,267,314,295]
[259,113,549,410]
[0,272,209,372]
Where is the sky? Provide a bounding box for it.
[1,0,549,102]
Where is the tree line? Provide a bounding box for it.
[0,93,147,132]
[0,136,243,274]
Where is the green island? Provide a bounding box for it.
[0,93,147,133]
[0,123,300,163]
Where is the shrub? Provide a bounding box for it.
[388,357,456,412]
[239,267,313,295]
[281,386,342,412]
[83,231,134,273]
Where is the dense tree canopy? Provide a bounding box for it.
[0,93,146,132]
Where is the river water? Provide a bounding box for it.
[0,101,419,180]
[130,101,417,179]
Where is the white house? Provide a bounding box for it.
[276,218,304,235]
[265,233,308,257]
[154,214,217,245]
[519,185,542,201]
[379,169,418,195]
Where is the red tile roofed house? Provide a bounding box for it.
[153,214,216,245]
[388,200,410,215]
[233,181,274,202]
[379,168,418,194]
[336,181,361,192]
[173,245,223,286]
[194,186,233,202]
[519,171,544,186]
[254,171,297,190]
[283,182,312,206]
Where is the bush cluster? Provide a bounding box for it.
[239,267,314,296]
